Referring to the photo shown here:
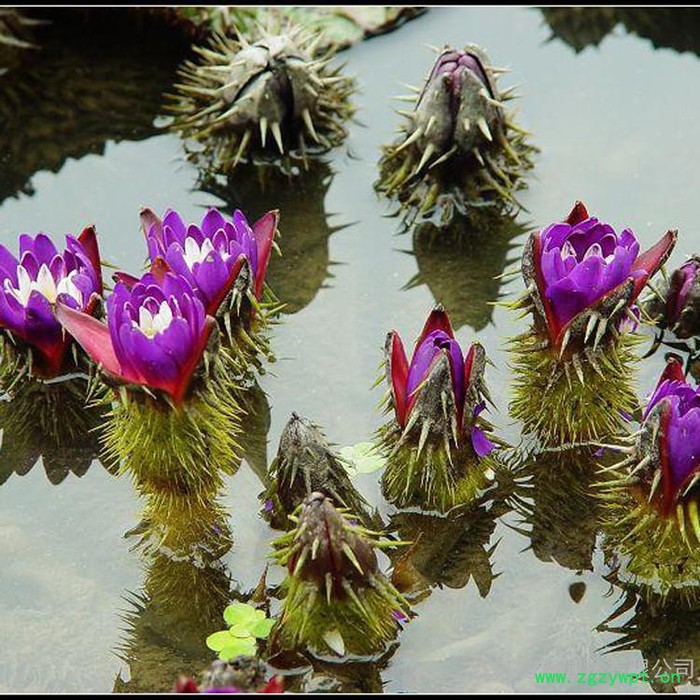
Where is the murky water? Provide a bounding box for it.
[1,6,700,693]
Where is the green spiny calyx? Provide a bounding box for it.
[376,44,536,227]
[264,412,370,529]
[507,329,640,447]
[271,493,410,658]
[599,467,700,599]
[168,24,355,173]
[99,359,243,502]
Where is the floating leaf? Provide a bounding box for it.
[217,636,258,661]
[223,602,265,628]
[206,630,237,652]
[339,441,387,474]
[248,618,276,639]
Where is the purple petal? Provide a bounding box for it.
[0,246,18,284]
[201,208,227,238]
[406,330,451,396]
[471,425,495,457]
[32,233,59,264]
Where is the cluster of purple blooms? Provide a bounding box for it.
[0,207,277,404]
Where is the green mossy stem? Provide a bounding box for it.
[134,490,234,559]
[600,473,700,603]
[272,573,408,658]
[100,374,242,499]
[377,421,497,513]
[508,329,640,447]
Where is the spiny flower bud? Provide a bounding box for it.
[271,493,410,658]
[264,412,370,528]
[645,256,700,339]
[376,44,536,227]
[168,24,355,173]
[377,307,500,512]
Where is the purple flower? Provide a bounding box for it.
[0,226,103,377]
[525,201,676,348]
[649,257,700,339]
[139,207,278,316]
[55,271,215,404]
[386,307,495,457]
[639,358,700,516]
[668,260,700,323]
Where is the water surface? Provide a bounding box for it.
[1,6,700,693]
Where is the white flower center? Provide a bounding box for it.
[182,237,227,269]
[135,301,174,338]
[5,264,83,307]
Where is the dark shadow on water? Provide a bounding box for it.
[539,7,700,57]
[0,8,190,206]
[386,464,515,603]
[113,551,239,694]
[509,446,605,573]
[0,375,105,486]
[403,212,528,333]
[598,580,700,692]
[198,160,345,316]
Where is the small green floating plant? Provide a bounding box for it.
[271,492,411,658]
[206,602,276,661]
[376,44,536,227]
[376,306,503,513]
[507,200,676,447]
[167,22,355,173]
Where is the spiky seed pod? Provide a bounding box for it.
[644,256,700,339]
[377,308,502,513]
[598,358,700,599]
[168,24,355,173]
[263,412,371,529]
[376,44,537,227]
[271,493,411,658]
[506,201,677,447]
